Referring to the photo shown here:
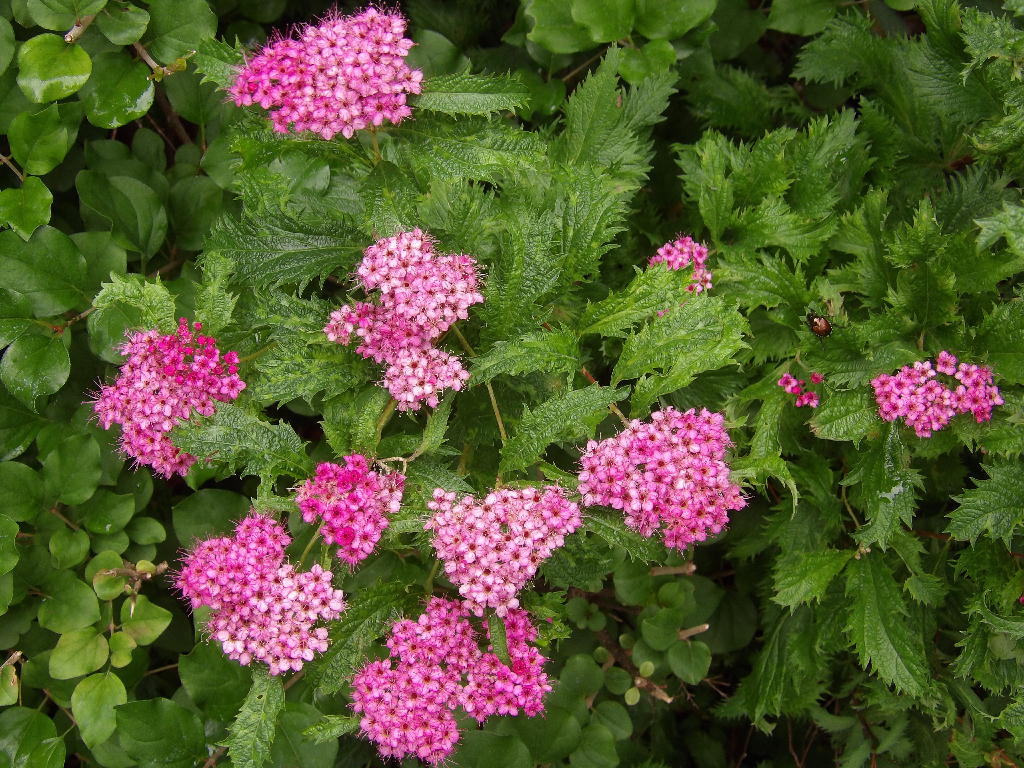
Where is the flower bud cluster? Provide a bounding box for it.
[92,319,245,478]
[325,229,483,410]
[295,456,405,565]
[578,407,745,552]
[176,512,345,675]
[649,235,713,293]
[351,597,550,764]
[872,351,1003,437]
[230,7,422,140]
[425,486,581,616]
[778,371,824,408]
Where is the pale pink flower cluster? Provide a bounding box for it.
[425,486,581,616]
[92,319,245,478]
[578,407,745,552]
[295,456,405,565]
[351,597,550,764]
[230,6,423,140]
[778,371,824,409]
[872,351,1003,437]
[325,229,483,410]
[176,512,345,675]
[649,235,712,293]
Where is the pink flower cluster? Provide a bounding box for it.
[778,371,824,408]
[425,486,581,616]
[230,7,423,140]
[92,319,245,478]
[325,229,483,411]
[649,235,713,293]
[351,597,550,764]
[295,456,405,565]
[176,512,345,675]
[578,407,745,552]
[871,351,1003,437]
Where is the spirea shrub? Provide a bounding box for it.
[4,1,1024,767]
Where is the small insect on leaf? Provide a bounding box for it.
[806,312,833,338]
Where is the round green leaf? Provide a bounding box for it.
[0,707,58,768]
[613,561,654,605]
[0,18,15,77]
[115,698,206,766]
[269,703,339,768]
[144,0,216,62]
[120,595,171,645]
[169,175,223,251]
[86,550,128,599]
[571,0,635,43]
[26,0,108,30]
[634,0,717,39]
[0,226,87,316]
[16,34,93,103]
[767,0,837,35]
[108,631,136,667]
[71,672,127,748]
[640,606,685,651]
[75,171,168,256]
[49,628,109,679]
[0,176,53,240]
[404,29,469,76]
[0,333,70,410]
[178,641,251,721]
[667,640,712,684]
[172,488,248,546]
[592,700,633,740]
[703,592,757,653]
[526,0,595,53]
[42,433,101,506]
[624,685,640,705]
[79,51,155,129]
[96,3,150,45]
[27,738,65,768]
[568,723,618,768]
[48,527,90,568]
[0,514,18,575]
[0,462,43,522]
[455,731,531,768]
[125,516,165,544]
[0,665,18,706]
[511,705,581,762]
[38,572,100,633]
[79,490,135,535]
[559,654,606,700]
[604,665,632,695]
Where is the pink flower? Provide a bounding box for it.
[795,391,820,408]
[325,229,483,411]
[295,456,405,565]
[649,235,713,293]
[810,372,825,384]
[92,319,245,477]
[778,371,823,408]
[351,597,550,764]
[577,407,745,552]
[230,6,423,140]
[871,352,1002,437]
[176,512,345,675]
[425,486,581,616]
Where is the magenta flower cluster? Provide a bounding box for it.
[425,486,581,616]
[92,319,245,478]
[295,456,405,565]
[578,407,745,552]
[649,235,713,293]
[351,597,550,764]
[325,229,483,410]
[230,6,423,140]
[176,512,345,675]
[778,371,824,408]
[872,351,1003,437]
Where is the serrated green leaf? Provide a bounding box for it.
[225,670,284,768]
[488,610,512,666]
[499,384,627,474]
[975,299,1024,385]
[470,329,579,385]
[809,389,878,444]
[844,423,920,549]
[585,512,663,562]
[193,37,243,89]
[773,549,852,608]
[578,266,680,338]
[92,273,177,334]
[845,552,929,695]
[414,73,531,115]
[302,715,359,745]
[948,460,1024,544]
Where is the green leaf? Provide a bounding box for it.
[49,627,109,680]
[0,177,53,239]
[38,571,100,633]
[0,227,87,316]
[772,549,852,607]
[568,723,618,768]
[499,384,627,474]
[42,433,101,505]
[768,0,837,36]
[571,0,635,43]
[92,273,177,335]
[48,527,89,568]
[578,266,680,338]
[225,670,284,768]
[8,104,81,176]
[456,731,531,768]
[526,0,595,53]
[0,665,18,706]
[302,715,359,744]
[269,703,338,768]
[634,0,717,39]
[844,552,929,696]
[16,34,92,102]
[96,3,150,45]
[0,462,43,522]
[313,582,417,695]
[79,490,135,534]
[0,388,45,461]
[618,39,676,85]
[115,698,206,768]
[79,51,155,129]
[26,0,107,30]
[193,37,243,89]
[71,672,126,749]
[470,329,579,386]
[844,424,921,549]
[585,512,663,561]
[120,595,172,646]
[808,389,877,444]
[179,641,252,721]
[169,175,224,251]
[488,610,513,666]
[170,402,312,481]
[0,333,70,409]
[0,18,14,77]
[975,300,1024,385]
[0,707,58,768]
[948,460,1024,545]
[76,172,167,256]
[172,488,248,545]
[667,641,712,685]
[512,705,581,762]
[414,73,531,115]
[641,606,685,650]
[359,161,419,238]
[0,515,18,575]
[144,0,217,63]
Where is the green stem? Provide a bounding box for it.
[238,342,276,364]
[424,558,441,595]
[297,523,325,569]
[375,397,398,444]
[450,325,507,444]
[369,128,382,164]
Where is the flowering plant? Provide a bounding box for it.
[3,1,1024,767]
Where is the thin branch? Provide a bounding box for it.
[678,623,710,641]
[155,87,192,145]
[64,14,95,43]
[450,325,508,444]
[650,563,696,577]
[49,506,80,531]
[579,365,630,426]
[595,629,673,704]
[0,155,24,183]
[559,48,608,83]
